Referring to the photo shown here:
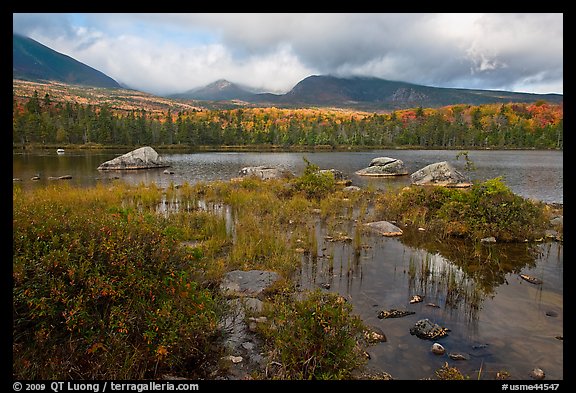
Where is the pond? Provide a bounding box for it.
[12,148,563,380]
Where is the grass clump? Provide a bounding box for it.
[434,362,468,380]
[256,290,367,380]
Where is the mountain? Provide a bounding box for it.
[276,75,563,110]
[13,34,122,89]
[169,79,258,101]
[173,75,563,112]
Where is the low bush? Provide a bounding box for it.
[375,177,549,242]
[257,290,367,379]
[13,184,224,379]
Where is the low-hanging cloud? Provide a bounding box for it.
[13,13,563,95]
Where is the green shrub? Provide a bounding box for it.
[292,158,336,200]
[257,290,367,379]
[376,177,548,242]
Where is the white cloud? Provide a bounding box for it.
[13,13,563,95]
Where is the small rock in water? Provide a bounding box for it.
[377,309,415,319]
[448,353,468,361]
[431,343,446,355]
[364,327,387,343]
[410,319,450,340]
[530,368,545,380]
[520,274,543,285]
[410,295,424,304]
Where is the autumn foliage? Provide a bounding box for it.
[13,87,562,149]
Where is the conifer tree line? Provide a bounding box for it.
[13,90,563,149]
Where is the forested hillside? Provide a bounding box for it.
[13,90,563,150]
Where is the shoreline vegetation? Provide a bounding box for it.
[13,161,563,380]
[12,142,563,153]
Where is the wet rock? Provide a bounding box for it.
[410,161,472,188]
[364,326,387,343]
[431,343,446,355]
[220,270,281,298]
[410,295,424,304]
[448,353,468,360]
[550,216,563,226]
[410,319,450,340]
[378,309,416,319]
[355,157,409,177]
[319,168,346,181]
[48,175,72,180]
[530,368,545,380]
[364,221,403,236]
[519,274,543,285]
[97,146,170,170]
[544,230,561,241]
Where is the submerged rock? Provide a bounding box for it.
[530,368,545,380]
[97,146,169,170]
[519,274,543,285]
[410,161,471,188]
[378,309,415,319]
[364,221,403,236]
[355,157,409,177]
[448,353,468,361]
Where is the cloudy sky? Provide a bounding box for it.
[13,13,563,96]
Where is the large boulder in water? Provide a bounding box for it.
[355,157,409,177]
[238,166,293,180]
[410,161,471,188]
[364,221,403,236]
[97,146,169,170]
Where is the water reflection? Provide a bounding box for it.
[297,218,562,379]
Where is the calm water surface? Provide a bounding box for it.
[12,149,563,379]
[13,149,563,204]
